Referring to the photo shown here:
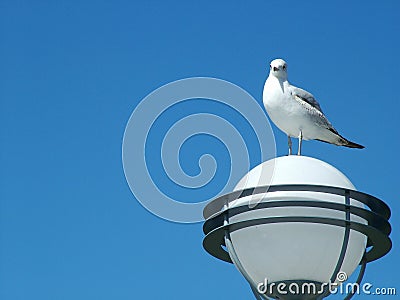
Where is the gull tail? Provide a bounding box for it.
[316,128,365,149]
[330,128,364,149]
[341,139,364,149]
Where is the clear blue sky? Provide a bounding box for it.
[1,1,399,299]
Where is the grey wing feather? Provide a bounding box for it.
[289,85,336,131]
[289,86,324,113]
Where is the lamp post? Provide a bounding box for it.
[203,156,392,300]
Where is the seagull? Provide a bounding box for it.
[263,58,364,155]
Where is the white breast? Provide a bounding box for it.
[262,77,323,139]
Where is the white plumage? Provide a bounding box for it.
[263,58,364,155]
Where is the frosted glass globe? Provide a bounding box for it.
[229,156,367,286]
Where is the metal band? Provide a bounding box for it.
[318,191,351,299]
[344,255,367,300]
[203,184,390,220]
[203,201,391,238]
[203,216,391,263]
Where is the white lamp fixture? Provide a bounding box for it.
[203,156,391,300]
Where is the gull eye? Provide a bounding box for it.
[270,65,272,69]
[283,65,286,70]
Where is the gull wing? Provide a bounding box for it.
[289,86,324,114]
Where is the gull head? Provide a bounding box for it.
[269,58,288,80]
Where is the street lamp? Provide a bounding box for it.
[203,156,392,299]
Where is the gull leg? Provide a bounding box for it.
[298,130,303,156]
[287,135,292,156]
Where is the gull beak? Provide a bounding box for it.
[273,67,279,72]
